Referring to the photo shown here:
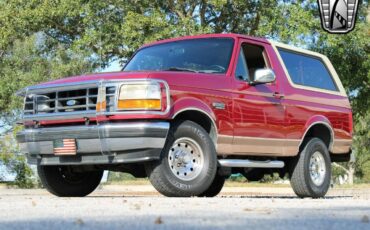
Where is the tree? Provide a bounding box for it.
[0,126,35,188]
[0,34,96,114]
[0,1,328,65]
[353,112,370,182]
[0,34,95,186]
[314,22,370,116]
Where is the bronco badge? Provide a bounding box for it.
[317,0,359,33]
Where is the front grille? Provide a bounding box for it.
[24,87,98,115]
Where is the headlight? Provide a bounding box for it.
[117,83,162,110]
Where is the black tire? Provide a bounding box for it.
[289,138,331,198]
[38,165,103,197]
[145,120,217,197]
[243,169,265,182]
[198,174,226,197]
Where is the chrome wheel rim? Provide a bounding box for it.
[309,151,326,186]
[168,137,204,181]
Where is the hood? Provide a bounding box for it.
[37,71,153,86]
[26,71,229,95]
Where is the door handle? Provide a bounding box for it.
[273,92,284,99]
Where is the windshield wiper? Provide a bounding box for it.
[164,67,198,73]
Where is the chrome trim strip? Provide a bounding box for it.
[230,135,298,141]
[17,121,170,142]
[25,80,101,92]
[27,151,161,166]
[23,111,96,122]
[218,159,284,168]
[99,122,169,138]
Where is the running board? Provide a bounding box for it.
[218,159,284,168]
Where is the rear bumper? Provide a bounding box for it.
[16,121,169,165]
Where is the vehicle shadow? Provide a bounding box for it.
[86,194,354,199]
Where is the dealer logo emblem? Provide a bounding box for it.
[317,0,359,33]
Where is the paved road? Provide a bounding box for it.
[0,185,369,230]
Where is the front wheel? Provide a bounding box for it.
[289,138,331,198]
[198,174,226,197]
[145,120,217,197]
[38,165,103,197]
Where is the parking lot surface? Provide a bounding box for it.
[0,185,369,230]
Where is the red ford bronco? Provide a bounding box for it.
[16,34,353,198]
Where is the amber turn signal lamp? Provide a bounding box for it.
[117,99,161,110]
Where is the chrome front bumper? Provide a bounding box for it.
[16,121,169,165]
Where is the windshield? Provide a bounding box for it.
[123,38,234,74]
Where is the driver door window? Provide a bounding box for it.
[235,49,249,81]
[235,43,268,82]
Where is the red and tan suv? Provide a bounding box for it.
[16,34,352,198]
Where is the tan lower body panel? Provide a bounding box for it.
[217,135,352,156]
[217,135,300,157]
[331,139,352,154]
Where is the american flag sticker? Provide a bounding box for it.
[53,139,77,155]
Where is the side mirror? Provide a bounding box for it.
[251,68,276,85]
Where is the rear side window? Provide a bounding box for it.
[278,48,338,91]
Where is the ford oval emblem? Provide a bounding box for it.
[66,99,77,106]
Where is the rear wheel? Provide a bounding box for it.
[145,120,217,197]
[289,138,331,198]
[38,165,103,197]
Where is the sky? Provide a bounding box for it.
[101,60,122,72]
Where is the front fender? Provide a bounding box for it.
[170,97,216,122]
